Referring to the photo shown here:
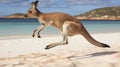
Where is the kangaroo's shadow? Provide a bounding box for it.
[68,51,118,59]
[86,51,118,57]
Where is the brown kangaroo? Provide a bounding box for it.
[24,0,110,49]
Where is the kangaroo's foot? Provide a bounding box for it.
[101,43,110,48]
[32,34,35,38]
[45,42,68,49]
[45,43,57,49]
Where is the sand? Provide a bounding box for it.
[0,33,120,67]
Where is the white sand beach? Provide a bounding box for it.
[0,33,120,67]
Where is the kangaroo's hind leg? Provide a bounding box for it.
[45,23,69,49]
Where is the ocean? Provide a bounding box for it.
[0,18,120,36]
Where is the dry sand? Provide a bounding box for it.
[0,33,120,67]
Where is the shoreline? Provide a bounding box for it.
[1,17,120,20]
[0,32,120,40]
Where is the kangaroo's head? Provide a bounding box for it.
[24,0,40,18]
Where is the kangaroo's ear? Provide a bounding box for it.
[34,0,39,7]
[31,0,39,9]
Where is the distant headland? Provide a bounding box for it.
[0,13,25,18]
[75,6,120,20]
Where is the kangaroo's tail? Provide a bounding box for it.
[81,24,110,48]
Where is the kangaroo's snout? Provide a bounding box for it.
[24,15,28,18]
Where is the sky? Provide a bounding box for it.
[0,0,120,16]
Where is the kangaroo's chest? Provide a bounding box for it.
[38,16,65,31]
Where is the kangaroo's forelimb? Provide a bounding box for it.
[32,22,52,38]
[32,25,44,38]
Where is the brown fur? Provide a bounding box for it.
[24,0,110,49]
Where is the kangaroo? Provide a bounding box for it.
[24,0,110,49]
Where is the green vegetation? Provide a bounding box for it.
[76,6,120,17]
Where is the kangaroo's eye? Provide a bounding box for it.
[28,11,32,13]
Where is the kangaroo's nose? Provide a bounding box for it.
[24,15,28,18]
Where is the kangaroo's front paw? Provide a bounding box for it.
[37,35,41,38]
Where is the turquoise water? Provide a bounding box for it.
[0,18,120,36]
